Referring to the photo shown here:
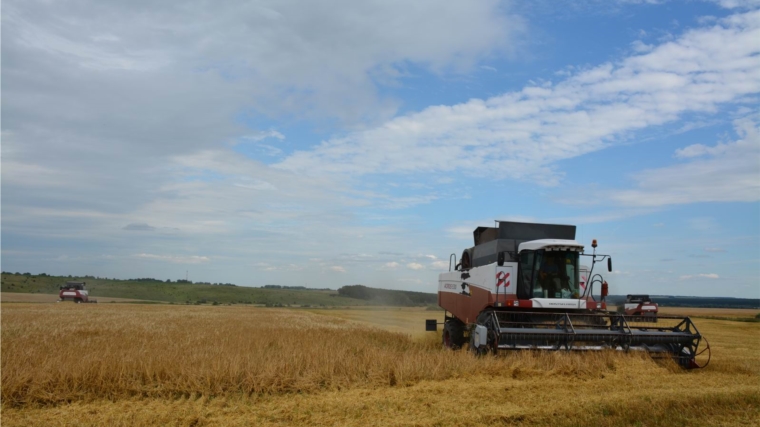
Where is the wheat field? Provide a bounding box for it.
[2,303,759,426]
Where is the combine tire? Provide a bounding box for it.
[442,318,466,349]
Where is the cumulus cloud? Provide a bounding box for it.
[276,10,760,184]
[3,0,520,133]
[608,116,760,206]
[406,263,425,270]
[1,0,522,285]
[329,266,346,273]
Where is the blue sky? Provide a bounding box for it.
[2,0,759,297]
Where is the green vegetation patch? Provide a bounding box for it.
[0,273,369,307]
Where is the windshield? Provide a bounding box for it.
[532,250,579,299]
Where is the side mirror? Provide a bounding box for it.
[497,252,505,266]
[607,258,612,272]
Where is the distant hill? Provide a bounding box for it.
[337,285,437,306]
[0,273,436,307]
[0,273,368,307]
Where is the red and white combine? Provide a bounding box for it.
[58,281,97,303]
[621,294,659,318]
[426,221,709,369]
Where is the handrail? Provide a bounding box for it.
[449,253,457,272]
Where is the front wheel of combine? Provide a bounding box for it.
[442,318,466,350]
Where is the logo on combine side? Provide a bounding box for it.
[496,271,511,288]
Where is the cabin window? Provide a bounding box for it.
[534,251,579,299]
[518,250,580,299]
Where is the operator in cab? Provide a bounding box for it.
[536,253,577,299]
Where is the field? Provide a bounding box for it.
[1,292,153,304]
[656,306,760,318]
[2,303,759,426]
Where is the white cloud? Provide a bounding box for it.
[239,130,285,143]
[674,142,730,158]
[406,263,425,270]
[329,266,346,273]
[609,117,760,206]
[134,254,211,264]
[4,0,522,127]
[430,260,450,270]
[1,0,524,251]
[710,0,760,9]
[679,273,720,280]
[276,10,760,184]
[254,262,305,272]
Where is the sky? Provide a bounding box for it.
[2,0,759,298]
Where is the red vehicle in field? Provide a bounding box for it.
[426,221,709,369]
[622,294,658,318]
[58,281,96,303]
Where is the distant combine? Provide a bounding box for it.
[58,281,97,303]
[427,221,710,369]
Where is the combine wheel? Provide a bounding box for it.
[442,318,466,350]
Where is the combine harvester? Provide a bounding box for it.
[58,281,97,303]
[620,294,659,319]
[427,221,709,369]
